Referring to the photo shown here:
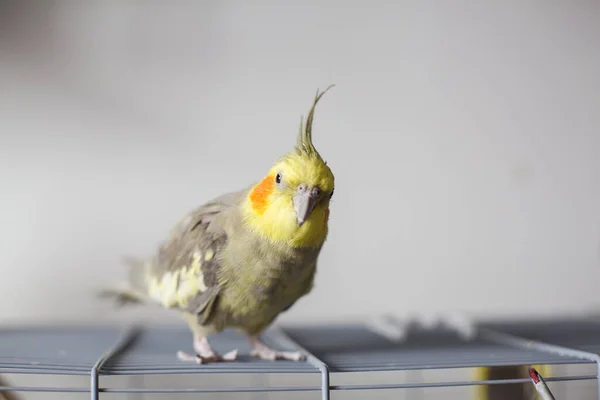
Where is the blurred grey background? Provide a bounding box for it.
[1,1,600,399]
[1,0,599,335]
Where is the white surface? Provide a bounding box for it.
[1,1,600,327]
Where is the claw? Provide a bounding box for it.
[248,336,306,361]
[176,335,238,364]
[221,349,239,361]
[251,349,306,361]
[176,349,238,364]
[177,350,201,363]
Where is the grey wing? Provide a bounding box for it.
[128,189,247,321]
[154,189,245,272]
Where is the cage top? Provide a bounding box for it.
[0,318,597,377]
[283,323,589,373]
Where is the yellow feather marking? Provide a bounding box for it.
[173,252,207,307]
[147,270,182,308]
[193,251,202,261]
[190,252,207,291]
[161,271,180,307]
[148,277,160,299]
[191,253,202,274]
[205,248,214,261]
[149,249,213,309]
[176,266,200,307]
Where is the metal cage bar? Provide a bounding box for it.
[90,327,139,400]
[271,326,331,400]
[2,319,600,396]
[480,325,600,400]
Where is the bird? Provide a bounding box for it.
[102,86,336,363]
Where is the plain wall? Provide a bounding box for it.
[1,0,600,329]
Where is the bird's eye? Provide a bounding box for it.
[275,173,282,184]
[330,188,334,198]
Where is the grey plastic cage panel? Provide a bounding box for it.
[283,324,586,372]
[481,318,600,356]
[103,327,317,375]
[0,318,599,399]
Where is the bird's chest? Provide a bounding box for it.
[248,263,309,306]
[219,249,316,324]
[226,260,310,310]
[213,231,321,332]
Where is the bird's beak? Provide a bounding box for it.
[293,186,318,227]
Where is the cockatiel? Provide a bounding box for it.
[104,86,336,363]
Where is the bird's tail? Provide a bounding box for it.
[96,256,151,306]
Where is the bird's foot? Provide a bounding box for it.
[176,349,238,364]
[249,337,306,361]
[176,335,238,364]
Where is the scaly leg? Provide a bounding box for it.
[177,335,238,364]
[248,336,306,361]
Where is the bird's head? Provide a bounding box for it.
[243,86,335,248]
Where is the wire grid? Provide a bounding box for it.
[0,317,599,399]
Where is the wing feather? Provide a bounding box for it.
[131,189,246,320]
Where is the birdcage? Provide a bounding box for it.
[0,317,598,399]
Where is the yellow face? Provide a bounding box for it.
[244,152,335,248]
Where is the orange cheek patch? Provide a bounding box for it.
[249,175,275,214]
[324,208,330,226]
